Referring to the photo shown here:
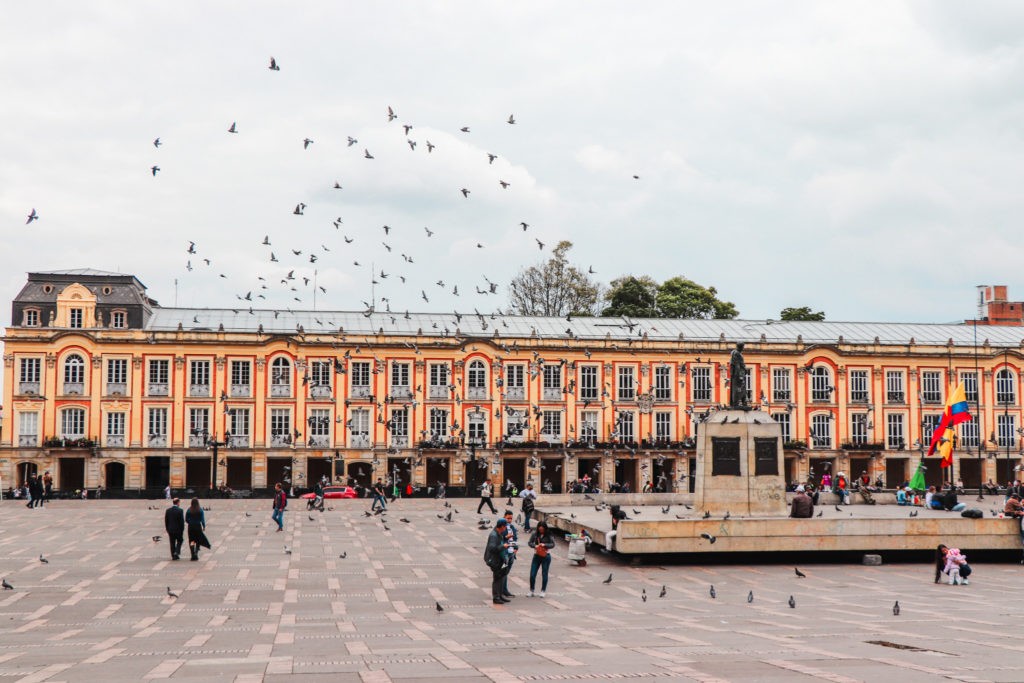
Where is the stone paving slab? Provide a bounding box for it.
[1,497,1024,681]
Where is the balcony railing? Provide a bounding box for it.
[849,392,869,403]
[390,386,412,400]
[18,382,40,395]
[230,384,251,398]
[351,385,372,399]
[307,435,331,448]
[654,391,672,402]
[540,433,562,444]
[505,386,525,401]
[350,434,370,448]
[997,394,1016,406]
[148,434,167,448]
[147,382,169,397]
[189,435,207,448]
[773,390,792,402]
[309,384,332,399]
[618,391,636,402]
[18,434,38,447]
[542,387,561,401]
[579,390,598,402]
[189,384,210,398]
[106,382,127,396]
[270,384,291,398]
[106,435,125,448]
[921,394,942,405]
[887,392,905,404]
[270,433,293,447]
[391,435,409,448]
[998,437,1018,449]
[466,386,487,400]
[63,382,84,396]
[228,435,250,448]
[811,392,831,403]
[428,386,449,399]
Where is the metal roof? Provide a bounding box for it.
[145,308,1024,348]
[31,268,131,278]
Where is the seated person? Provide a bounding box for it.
[938,490,966,512]
[926,486,944,509]
[982,479,1000,495]
[1004,494,1024,518]
[896,486,912,505]
[790,485,814,518]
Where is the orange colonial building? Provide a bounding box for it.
[3,269,1024,496]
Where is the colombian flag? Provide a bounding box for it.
[926,383,972,467]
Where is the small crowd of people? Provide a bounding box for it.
[483,509,556,603]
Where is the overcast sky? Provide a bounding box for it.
[3,1,1024,332]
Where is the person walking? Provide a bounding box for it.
[370,479,387,512]
[484,518,511,604]
[500,510,518,600]
[164,497,185,560]
[185,498,210,561]
[519,483,537,531]
[272,482,287,532]
[28,474,44,508]
[477,478,497,515]
[42,471,53,503]
[527,521,556,597]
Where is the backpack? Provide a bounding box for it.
[961,508,982,519]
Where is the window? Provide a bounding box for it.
[811,366,832,402]
[189,360,210,397]
[19,357,40,394]
[541,410,562,440]
[504,364,525,400]
[467,360,487,399]
[148,407,167,446]
[691,366,711,402]
[110,311,125,328]
[886,414,905,450]
[230,360,251,397]
[921,371,942,404]
[229,408,250,447]
[64,354,85,394]
[616,411,635,443]
[189,408,209,446]
[61,407,86,439]
[772,412,791,443]
[771,368,792,402]
[885,371,905,404]
[147,359,169,396]
[429,363,451,399]
[580,411,599,443]
[428,408,448,440]
[351,361,371,398]
[617,366,635,401]
[69,308,83,328]
[849,370,869,403]
[849,414,869,445]
[654,365,672,401]
[960,420,979,448]
[390,362,411,398]
[106,412,126,443]
[270,408,292,446]
[308,408,331,447]
[18,412,39,447]
[389,408,408,447]
[271,357,292,397]
[960,371,978,404]
[655,412,672,441]
[505,408,526,441]
[579,366,599,401]
[106,358,127,394]
[810,414,832,449]
[310,360,332,398]
[23,309,39,327]
[467,410,487,443]
[996,369,1016,405]
[921,413,941,445]
[542,365,562,400]
[998,414,1017,448]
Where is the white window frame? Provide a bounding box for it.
[920,370,942,404]
[617,366,636,401]
[960,371,978,404]
[541,410,562,441]
[654,411,672,441]
[580,411,598,443]
[849,369,869,403]
[691,366,711,402]
[885,370,905,404]
[616,411,635,443]
[996,369,1016,405]
[886,413,905,450]
[270,408,292,445]
[428,408,448,440]
[654,365,672,401]
[849,413,869,445]
[579,365,599,401]
[811,366,832,402]
[772,412,791,442]
[810,413,832,449]
[998,413,1017,448]
[772,367,791,402]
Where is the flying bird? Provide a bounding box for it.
[460,188,470,198]
[269,56,280,71]
[151,165,160,176]
[487,153,497,164]
[26,208,38,224]
[153,137,161,147]
[700,532,716,544]
[507,114,516,124]
[228,121,238,133]
[387,106,397,121]
[460,126,470,132]
[364,149,374,159]
[303,138,314,149]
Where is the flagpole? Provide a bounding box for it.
[975,319,982,501]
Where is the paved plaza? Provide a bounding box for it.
[1,497,1023,682]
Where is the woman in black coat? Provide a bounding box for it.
[185,498,210,561]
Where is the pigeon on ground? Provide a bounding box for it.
[2,579,13,590]
[795,567,806,578]
[789,595,796,608]
[284,546,292,555]
[909,510,918,517]
[152,536,161,543]
[892,601,900,616]
[702,511,711,519]
[166,586,178,598]
[747,590,754,603]
[642,589,647,603]
[436,601,444,613]
[39,554,48,564]
[659,585,666,598]
[602,573,613,584]
[339,552,347,559]
[709,585,716,599]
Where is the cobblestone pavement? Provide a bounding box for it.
[1,497,1022,682]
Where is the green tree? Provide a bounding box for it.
[508,241,600,317]
[780,306,825,321]
[656,277,738,319]
[601,275,659,317]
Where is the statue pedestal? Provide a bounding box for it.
[693,409,787,517]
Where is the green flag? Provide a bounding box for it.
[908,461,927,492]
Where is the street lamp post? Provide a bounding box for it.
[466,408,485,496]
[205,433,226,495]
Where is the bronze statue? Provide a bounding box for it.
[729,342,749,409]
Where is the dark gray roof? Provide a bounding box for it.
[146,308,1024,348]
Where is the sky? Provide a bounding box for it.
[3,1,1024,332]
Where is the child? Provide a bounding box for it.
[943,547,969,585]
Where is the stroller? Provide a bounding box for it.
[565,531,591,566]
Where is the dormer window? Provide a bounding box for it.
[23,309,39,327]
[69,308,83,328]
[111,311,126,328]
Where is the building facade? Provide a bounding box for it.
[3,269,1024,496]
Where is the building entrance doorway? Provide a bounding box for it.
[226,458,252,489]
[104,461,126,490]
[185,457,211,490]
[59,457,85,493]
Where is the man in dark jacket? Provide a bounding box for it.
[484,519,510,604]
[28,475,44,508]
[164,498,185,560]
[790,485,814,518]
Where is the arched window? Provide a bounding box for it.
[271,357,291,397]
[60,407,86,439]
[997,368,1017,405]
[467,360,487,399]
[63,354,85,394]
[810,366,833,402]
